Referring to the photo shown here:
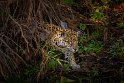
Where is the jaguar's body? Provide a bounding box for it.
[39,23,80,70]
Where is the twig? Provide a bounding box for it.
[8,14,30,53]
[0,38,27,65]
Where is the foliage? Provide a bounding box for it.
[79,30,103,54]
[24,65,39,78]
[117,22,124,28]
[109,39,124,58]
[47,50,62,70]
[63,0,75,5]
[89,68,99,77]
[60,76,75,83]
[47,49,71,71]
[92,31,101,39]
[101,0,110,4]
[79,34,89,43]
[78,40,103,54]
[91,9,105,21]
[63,64,72,71]
[119,46,124,60]
[79,23,87,31]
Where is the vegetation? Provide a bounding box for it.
[0,0,124,83]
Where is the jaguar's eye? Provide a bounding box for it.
[60,32,65,37]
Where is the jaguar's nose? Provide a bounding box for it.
[67,47,78,52]
[74,48,78,52]
[71,48,78,52]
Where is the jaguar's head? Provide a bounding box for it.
[51,30,79,53]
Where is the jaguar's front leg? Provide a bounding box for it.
[65,51,80,70]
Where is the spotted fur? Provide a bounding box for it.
[39,23,80,69]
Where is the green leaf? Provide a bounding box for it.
[60,76,75,83]
[79,23,87,31]
[64,0,74,5]
[60,76,65,83]
[57,59,62,66]
[117,22,124,28]
[66,78,75,82]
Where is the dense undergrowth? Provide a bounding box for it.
[0,0,124,83]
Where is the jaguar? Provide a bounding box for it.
[39,23,80,70]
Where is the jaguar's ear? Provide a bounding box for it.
[60,21,68,29]
[77,30,83,37]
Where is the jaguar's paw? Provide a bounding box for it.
[71,64,80,70]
